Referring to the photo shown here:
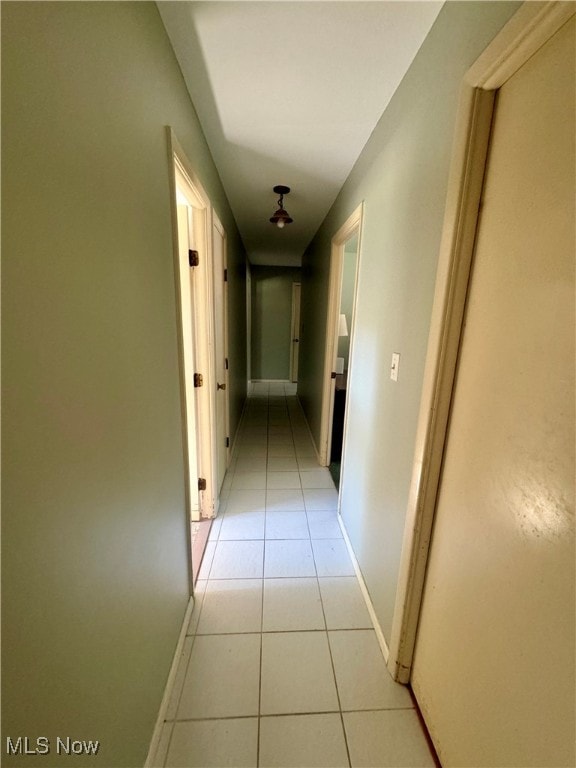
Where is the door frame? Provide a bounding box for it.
[388,1,575,683]
[167,128,218,535]
[212,210,231,473]
[290,282,301,382]
[319,203,363,466]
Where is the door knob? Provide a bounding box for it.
[217,382,226,390]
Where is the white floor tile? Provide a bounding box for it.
[231,471,267,490]
[265,510,309,540]
[312,539,355,577]
[197,540,216,580]
[264,539,316,578]
[260,632,339,715]
[344,710,436,768]
[210,540,264,579]
[268,444,296,458]
[263,578,325,631]
[269,416,291,426]
[236,456,267,472]
[225,489,266,514]
[268,440,295,454]
[166,719,258,768]
[267,456,298,471]
[175,393,435,767]
[177,634,261,719]
[297,455,322,470]
[259,713,349,768]
[266,489,305,511]
[196,579,263,634]
[219,510,265,541]
[318,577,373,629]
[241,425,268,436]
[267,471,301,489]
[329,630,413,711]
[300,468,335,489]
[306,509,343,539]
[296,445,317,458]
[238,444,268,457]
[269,426,292,437]
[304,488,339,510]
[165,636,193,720]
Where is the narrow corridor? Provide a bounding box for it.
[152,384,435,767]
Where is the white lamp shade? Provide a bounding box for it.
[338,313,349,337]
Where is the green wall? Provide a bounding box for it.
[251,266,301,380]
[1,3,246,766]
[298,2,521,643]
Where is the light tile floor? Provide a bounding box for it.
[153,383,437,768]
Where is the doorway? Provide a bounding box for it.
[319,205,362,492]
[212,212,230,493]
[168,129,218,586]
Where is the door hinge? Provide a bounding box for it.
[198,478,207,491]
[189,249,199,267]
[331,371,337,379]
[225,357,229,370]
[225,437,230,448]
[193,373,203,387]
[224,268,228,282]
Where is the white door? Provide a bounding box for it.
[290,282,301,382]
[412,18,575,767]
[176,202,201,522]
[172,145,217,524]
[212,214,229,492]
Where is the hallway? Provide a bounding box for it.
[152,385,436,767]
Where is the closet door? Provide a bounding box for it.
[412,18,575,768]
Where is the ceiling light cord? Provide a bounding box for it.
[269,185,294,229]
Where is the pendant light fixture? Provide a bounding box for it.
[269,185,293,229]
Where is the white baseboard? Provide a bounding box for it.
[144,596,195,768]
[294,395,324,466]
[337,514,390,663]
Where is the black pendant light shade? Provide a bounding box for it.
[270,185,293,228]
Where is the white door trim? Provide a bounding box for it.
[212,210,231,471]
[290,282,301,383]
[319,203,363,466]
[388,1,576,683]
[167,128,218,528]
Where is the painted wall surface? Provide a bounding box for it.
[251,266,301,380]
[298,1,521,643]
[2,3,246,766]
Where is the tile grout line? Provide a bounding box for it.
[168,703,417,726]
[307,440,353,768]
[256,390,270,768]
[162,614,203,766]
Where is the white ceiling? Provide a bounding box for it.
[158,1,443,266]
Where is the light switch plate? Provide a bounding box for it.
[390,352,400,382]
